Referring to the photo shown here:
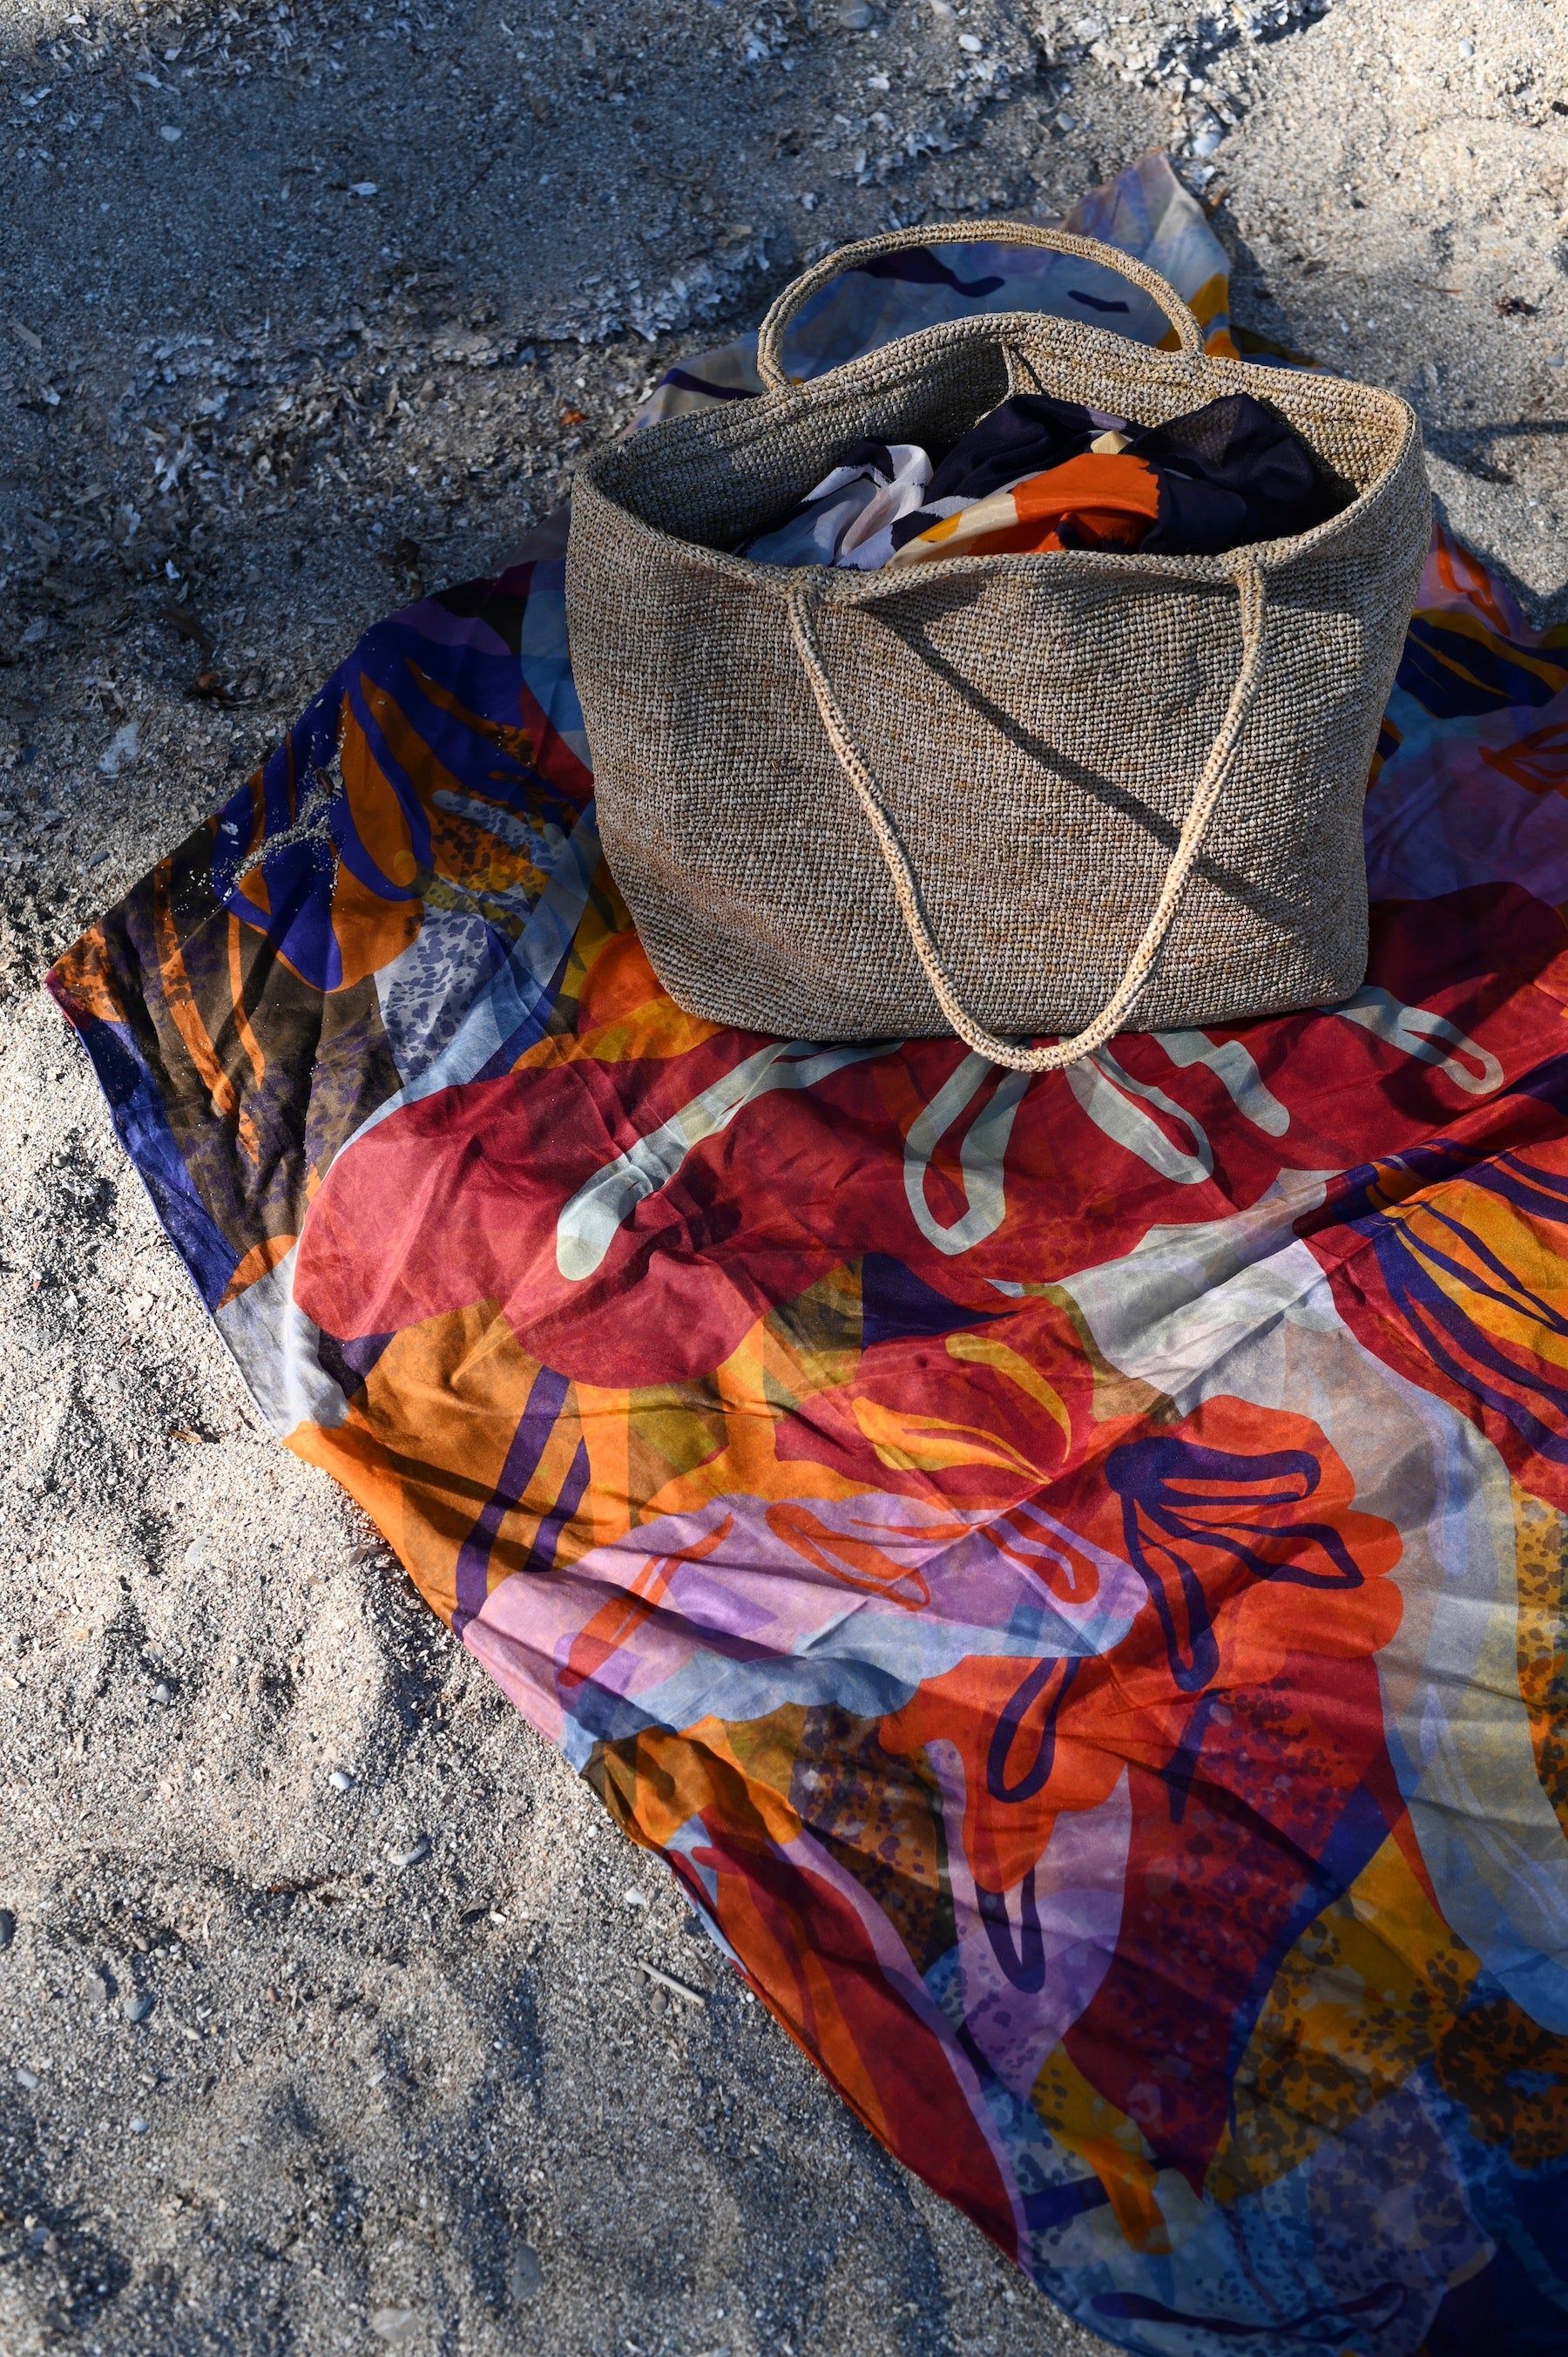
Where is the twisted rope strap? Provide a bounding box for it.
[786,565,1269,1074]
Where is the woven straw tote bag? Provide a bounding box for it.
[566,222,1431,1071]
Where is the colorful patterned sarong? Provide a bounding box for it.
[47,152,1568,2355]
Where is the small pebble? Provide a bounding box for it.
[505,2243,543,2302]
[384,1834,430,1869]
[130,2116,149,2135]
[15,2067,40,2090]
[329,1768,356,1792]
[152,1680,174,1706]
[0,1908,15,1950]
[159,123,181,142]
[369,2308,420,2347]
[650,1985,669,2015]
[86,1968,112,2008]
[836,0,874,25]
[349,180,378,196]
[958,30,983,51]
[621,1887,648,1910]
[124,1991,156,2024]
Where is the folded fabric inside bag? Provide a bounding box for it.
[739,389,1346,568]
[739,437,935,569]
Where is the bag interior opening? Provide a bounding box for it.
[593,326,1396,558]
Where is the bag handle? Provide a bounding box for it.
[784,566,1268,1073]
[756,220,1206,395]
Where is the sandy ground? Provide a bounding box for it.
[0,1,1565,2351]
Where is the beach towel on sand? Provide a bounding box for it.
[49,152,1568,2357]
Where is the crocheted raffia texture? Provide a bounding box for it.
[567,302,1430,1044]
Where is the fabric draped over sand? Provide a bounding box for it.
[48,152,1568,2356]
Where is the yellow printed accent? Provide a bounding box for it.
[945,1332,1072,1440]
[1188,271,1239,356]
[852,1395,1040,1478]
[1516,1482,1568,1838]
[288,1306,595,1624]
[1389,1181,1568,1376]
[1031,2047,1170,2253]
[1209,1831,1480,2203]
